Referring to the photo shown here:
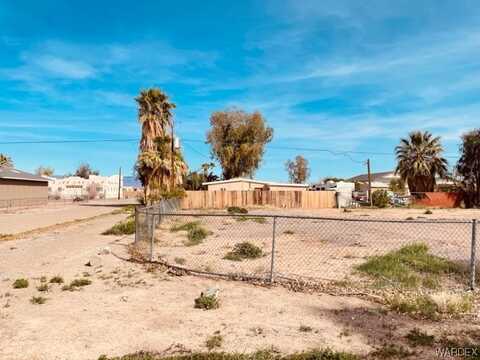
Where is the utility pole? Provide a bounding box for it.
[366,159,372,207]
[117,167,122,200]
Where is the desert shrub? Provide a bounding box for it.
[37,283,49,292]
[171,221,211,246]
[205,334,223,350]
[63,278,92,291]
[102,218,135,235]
[235,216,266,224]
[49,276,64,284]
[356,243,463,289]
[174,257,186,265]
[224,242,263,261]
[30,296,47,305]
[370,344,413,358]
[194,293,220,310]
[405,328,435,347]
[170,221,201,232]
[424,209,433,215]
[40,276,47,283]
[12,278,29,289]
[299,325,312,332]
[186,227,209,246]
[227,206,248,214]
[372,190,389,208]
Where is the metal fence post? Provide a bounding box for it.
[149,212,155,262]
[269,216,277,283]
[134,206,138,244]
[470,219,477,290]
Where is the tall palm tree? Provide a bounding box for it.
[136,88,175,152]
[136,88,176,201]
[395,131,448,193]
[0,154,13,168]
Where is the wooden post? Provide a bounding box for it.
[367,159,372,207]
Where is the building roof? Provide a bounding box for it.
[202,177,309,188]
[348,171,397,183]
[0,167,49,183]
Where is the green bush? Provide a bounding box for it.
[224,242,263,261]
[13,278,29,289]
[227,206,248,214]
[194,294,219,310]
[372,190,390,208]
[102,218,135,235]
[171,221,211,246]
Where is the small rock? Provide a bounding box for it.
[85,255,102,267]
[99,247,111,255]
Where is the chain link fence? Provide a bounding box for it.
[134,200,479,292]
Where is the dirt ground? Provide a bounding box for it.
[0,208,479,360]
[0,201,132,234]
[150,207,480,285]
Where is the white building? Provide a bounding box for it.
[45,175,123,200]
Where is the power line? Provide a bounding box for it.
[0,137,460,160]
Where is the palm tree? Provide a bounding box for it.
[136,88,175,152]
[0,154,13,168]
[136,88,176,201]
[395,131,448,193]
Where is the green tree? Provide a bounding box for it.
[457,129,480,207]
[389,178,406,194]
[285,155,310,183]
[372,189,390,208]
[184,163,219,190]
[0,154,13,168]
[35,166,55,177]
[395,131,448,193]
[75,163,99,179]
[206,109,273,179]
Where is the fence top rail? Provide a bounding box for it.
[143,211,475,224]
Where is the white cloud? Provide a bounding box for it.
[33,55,96,79]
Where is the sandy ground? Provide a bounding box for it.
[0,202,129,234]
[149,207,480,286]
[1,212,476,359]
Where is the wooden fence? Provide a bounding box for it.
[181,190,337,209]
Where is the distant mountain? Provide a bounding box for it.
[123,176,142,188]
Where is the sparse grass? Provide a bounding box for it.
[49,275,64,284]
[356,243,464,289]
[194,293,220,310]
[170,221,201,232]
[227,206,248,214]
[174,257,186,265]
[171,221,211,246]
[12,278,29,289]
[30,296,47,305]
[205,334,223,350]
[185,226,209,246]
[405,328,435,347]
[0,233,13,241]
[224,242,263,261]
[97,349,360,360]
[102,218,135,235]
[283,230,295,235]
[371,343,413,358]
[299,325,313,332]
[62,278,92,291]
[387,292,473,320]
[235,216,267,224]
[37,283,49,292]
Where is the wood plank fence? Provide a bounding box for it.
[181,190,337,209]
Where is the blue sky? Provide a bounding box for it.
[1,0,480,182]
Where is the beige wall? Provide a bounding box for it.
[207,181,307,192]
[0,179,48,207]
